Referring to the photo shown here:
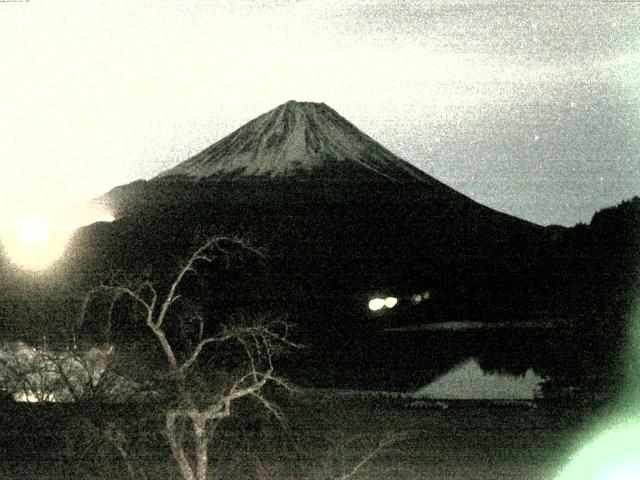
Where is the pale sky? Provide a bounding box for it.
[1,0,639,227]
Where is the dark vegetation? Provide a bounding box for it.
[0,392,601,480]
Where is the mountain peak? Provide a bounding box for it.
[278,100,328,112]
[157,101,433,182]
[282,99,324,107]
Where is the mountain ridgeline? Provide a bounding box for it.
[9,101,639,392]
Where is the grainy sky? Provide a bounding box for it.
[1,0,638,226]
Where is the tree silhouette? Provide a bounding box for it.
[81,236,298,480]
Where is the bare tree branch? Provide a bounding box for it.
[75,235,295,480]
[334,433,406,480]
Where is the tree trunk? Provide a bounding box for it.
[166,411,196,480]
[193,415,210,480]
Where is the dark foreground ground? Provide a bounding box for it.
[0,391,613,479]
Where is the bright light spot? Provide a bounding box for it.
[14,391,40,403]
[368,298,386,311]
[13,391,58,403]
[556,418,640,480]
[384,297,398,308]
[101,213,115,223]
[4,225,69,270]
[412,294,423,304]
[0,204,115,270]
[18,217,49,245]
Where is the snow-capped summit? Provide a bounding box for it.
[157,101,433,182]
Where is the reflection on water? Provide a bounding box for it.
[414,357,544,400]
[384,319,561,332]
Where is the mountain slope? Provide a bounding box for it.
[102,100,528,231]
[157,100,433,183]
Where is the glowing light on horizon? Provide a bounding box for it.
[1,204,115,270]
[368,296,399,311]
[13,391,58,403]
[384,297,398,308]
[368,298,386,311]
[18,217,50,245]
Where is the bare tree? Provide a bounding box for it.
[80,236,298,480]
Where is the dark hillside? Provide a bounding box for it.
[69,176,552,389]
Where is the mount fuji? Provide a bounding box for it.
[157,100,433,183]
[100,100,520,226]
